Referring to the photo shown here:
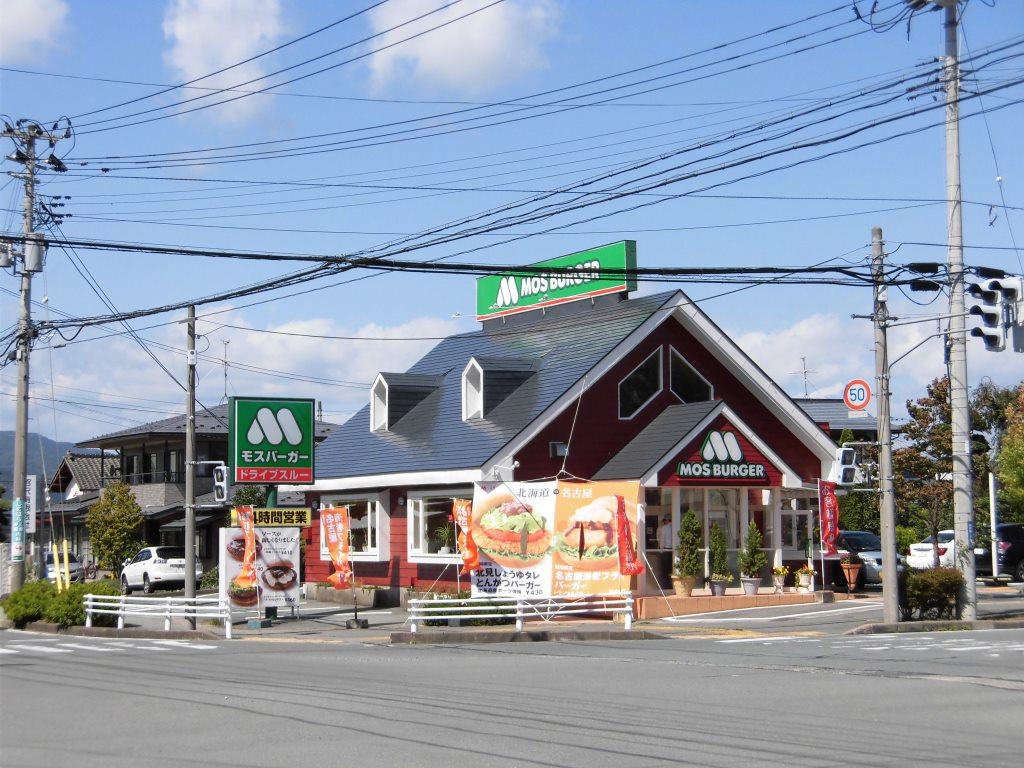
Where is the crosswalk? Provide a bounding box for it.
[0,637,220,656]
[716,632,1024,656]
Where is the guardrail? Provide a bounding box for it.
[408,593,634,634]
[83,594,233,639]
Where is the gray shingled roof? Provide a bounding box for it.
[593,401,720,481]
[317,291,677,479]
[48,451,117,494]
[78,403,336,447]
[793,398,878,434]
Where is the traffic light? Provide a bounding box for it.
[213,463,229,503]
[834,447,858,486]
[968,277,1023,353]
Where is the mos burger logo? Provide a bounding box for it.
[676,430,767,479]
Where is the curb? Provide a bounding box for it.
[389,628,667,645]
[3,621,222,641]
[846,617,1024,635]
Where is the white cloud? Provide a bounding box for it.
[0,0,69,65]
[162,0,285,123]
[367,0,560,94]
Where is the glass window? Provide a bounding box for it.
[618,348,662,419]
[707,489,739,549]
[320,496,384,560]
[155,548,185,560]
[409,492,470,559]
[670,349,713,403]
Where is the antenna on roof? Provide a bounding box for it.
[221,339,230,404]
[789,356,816,397]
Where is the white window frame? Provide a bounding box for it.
[370,375,388,432]
[617,346,663,420]
[668,346,714,403]
[407,488,472,564]
[462,359,484,421]
[320,492,390,563]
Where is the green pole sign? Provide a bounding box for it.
[229,397,315,485]
[476,241,637,320]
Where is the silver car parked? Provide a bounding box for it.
[44,551,84,584]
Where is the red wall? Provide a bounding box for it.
[515,316,823,481]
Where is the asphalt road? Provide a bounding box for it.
[2,627,1023,768]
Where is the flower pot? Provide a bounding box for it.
[840,563,862,593]
[772,574,786,593]
[672,575,697,597]
[797,572,812,592]
[438,547,452,555]
[710,579,728,597]
[740,576,760,596]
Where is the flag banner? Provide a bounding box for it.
[452,498,479,575]
[322,506,353,589]
[819,480,840,556]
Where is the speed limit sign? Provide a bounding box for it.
[843,379,872,411]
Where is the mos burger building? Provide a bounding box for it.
[293,242,845,598]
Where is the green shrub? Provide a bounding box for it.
[424,590,515,626]
[895,526,919,557]
[200,566,219,590]
[903,567,963,620]
[675,509,703,580]
[1,579,56,626]
[709,522,730,581]
[737,521,767,578]
[44,580,121,627]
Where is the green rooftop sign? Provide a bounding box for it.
[229,397,315,485]
[476,241,637,320]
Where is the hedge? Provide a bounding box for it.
[899,567,964,621]
[1,579,121,628]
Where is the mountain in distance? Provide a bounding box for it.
[0,431,76,498]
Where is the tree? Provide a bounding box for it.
[737,520,767,578]
[997,385,1024,523]
[674,509,702,581]
[86,483,145,573]
[836,428,879,534]
[709,521,730,580]
[231,485,266,508]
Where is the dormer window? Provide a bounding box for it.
[370,372,443,433]
[371,376,389,432]
[461,356,536,422]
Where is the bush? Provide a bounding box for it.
[737,521,767,578]
[44,580,121,627]
[709,522,730,580]
[424,590,515,626]
[1,579,55,626]
[895,526,919,557]
[675,509,703,580]
[899,567,964,620]
[200,566,219,590]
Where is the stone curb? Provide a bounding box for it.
[2,621,222,640]
[846,617,1024,635]
[390,628,667,645]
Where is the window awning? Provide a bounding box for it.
[160,515,215,530]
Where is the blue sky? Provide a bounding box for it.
[1,0,1021,444]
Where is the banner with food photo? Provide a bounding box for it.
[219,524,301,611]
[469,480,642,598]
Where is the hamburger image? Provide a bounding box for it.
[471,488,552,568]
[554,496,624,571]
[261,561,298,591]
[226,533,261,562]
[228,581,259,607]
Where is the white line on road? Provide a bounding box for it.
[0,648,20,654]
[151,640,218,649]
[8,644,72,654]
[59,643,125,652]
[717,635,806,643]
[664,602,882,623]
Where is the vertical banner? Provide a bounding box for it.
[452,498,479,575]
[818,480,839,556]
[25,475,37,534]
[220,523,301,610]
[322,506,353,589]
[10,499,25,562]
[228,506,259,607]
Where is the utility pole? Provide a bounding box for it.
[941,0,977,619]
[871,227,899,624]
[184,305,197,628]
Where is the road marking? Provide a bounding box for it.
[717,635,806,643]
[8,644,72,654]
[664,602,882,623]
[60,643,125,653]
[0,648,20,654]
[151,640,218,649]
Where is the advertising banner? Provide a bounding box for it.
[321,506,353,589]
[470,480,643,598]
[219,520,301,610]
[452,498,479,575]
[25,475,37,534]
[818,480,839,556]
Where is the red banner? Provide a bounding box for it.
[615,495,644,576]
[818,480,839,556]
[322,506,353,589]
[233,506,258,590]
[452,498,479,575]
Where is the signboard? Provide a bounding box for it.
[676,430,769,481]
[231,507,312,527]
[818,480,839,556]
[25,475,37,534]
[843,379,872,411]
[10,498,25,561]
[469,480,642,598]
[475,241,637,320]
[219,526,301,610]
[229,397,315,484]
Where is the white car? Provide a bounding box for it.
[120,547,202,594]
[906,530,955,569]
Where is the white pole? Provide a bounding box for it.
[989,472,998,576]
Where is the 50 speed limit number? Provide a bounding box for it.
[843,379,872,411]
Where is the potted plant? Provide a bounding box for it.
[708,522,730,596]
[795,564,814,592]
[839,552,862,593]
[672,509,702,597]
[772,565,789,593]
[434,522,456,554]
[737,520,767,596]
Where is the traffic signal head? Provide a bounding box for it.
[967,278,1011,352]
[213,464,229,503]
[834,447,858,486]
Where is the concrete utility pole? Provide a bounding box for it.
[184,305,197,628]
[871,227,899,624]
[941,0,977,619]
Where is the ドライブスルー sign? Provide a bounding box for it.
[475,241,637,320]
[229,397,315,484]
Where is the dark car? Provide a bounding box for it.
[975,523,1024,582]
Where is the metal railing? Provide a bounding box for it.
[408,593,634,634]
[83,594,233,639]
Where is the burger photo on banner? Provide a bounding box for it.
[469,481,556,597]
[219,507,301,611]
[552,481,643,597]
